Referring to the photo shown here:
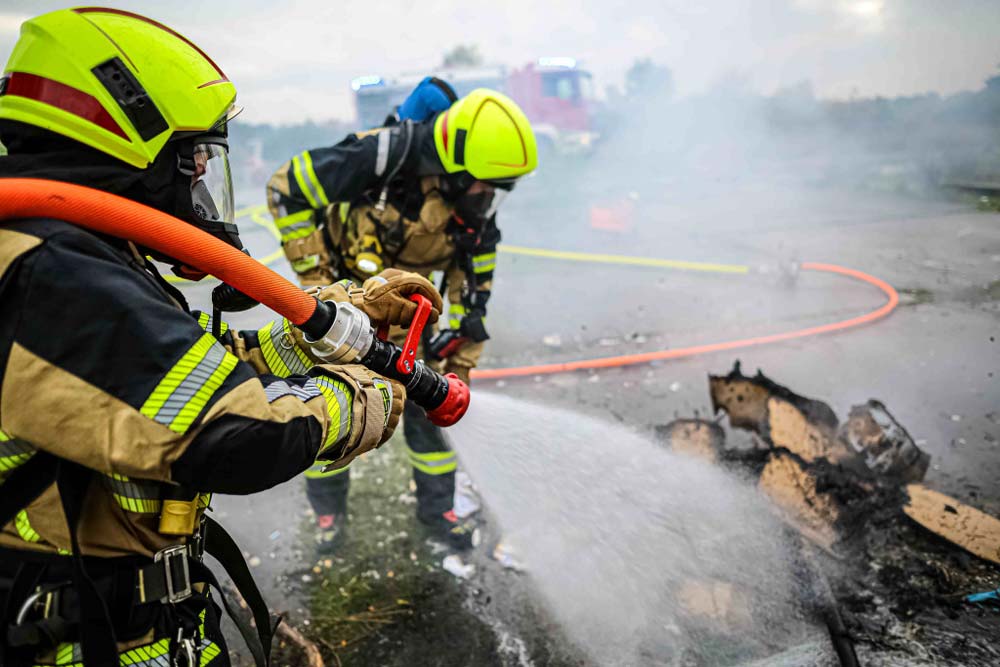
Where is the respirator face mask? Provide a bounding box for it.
[177,136,241,250]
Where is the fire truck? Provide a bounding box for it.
[352,58,598,153]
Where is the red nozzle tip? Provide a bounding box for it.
[425,373,470,427]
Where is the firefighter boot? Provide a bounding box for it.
[404,401,480,550]
[305,464,351,554]
[419,509,481,552]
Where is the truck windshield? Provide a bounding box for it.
[541,71,581,103]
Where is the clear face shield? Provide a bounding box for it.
[176,135,241,250]
[190,141,234,226]
[481,185,508,219]
[456,181,510,225]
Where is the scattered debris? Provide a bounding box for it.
[542,334,563,348]
[841,401,930,481]
[676,579,752,628]
[491,542,526,572]
[276,619,325,667]
[454,471,482,519]
[657,418,724,462]
[903,483,1000,565]
[758,452,841,551]
[442,554,476,579]
[694,361,999,664]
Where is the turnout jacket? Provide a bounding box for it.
[267,127,497,379]
[0,218,392,558]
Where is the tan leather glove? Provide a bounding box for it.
[308,271,442,328]
[313,365,406,469]
[359,269,442,328]
[381,375,405,443]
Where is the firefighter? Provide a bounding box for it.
[0,8,440,666]
[268,87,538,552]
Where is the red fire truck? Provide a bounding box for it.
[352,58,598,153]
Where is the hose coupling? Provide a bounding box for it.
[305,301,374,363]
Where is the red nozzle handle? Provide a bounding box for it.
[425,373,471,427]
[396,294,433,375]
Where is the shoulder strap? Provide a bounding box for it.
[0,452,57,528]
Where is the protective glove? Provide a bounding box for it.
[359,269,442,327]
[313,365,406,469]
[458,308,489,343]
[308,270,443,328]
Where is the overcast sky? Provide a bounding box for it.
[1,1,998,125]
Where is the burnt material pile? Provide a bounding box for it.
[659,362,1000,667]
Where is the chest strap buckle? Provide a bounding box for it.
[153,544,192,604]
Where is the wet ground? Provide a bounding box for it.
[182,175,999,665]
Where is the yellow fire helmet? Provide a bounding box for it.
[0,7,236,169]
[433,88,538,182]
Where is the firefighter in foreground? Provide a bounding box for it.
[269,85,537,551]
[0,8,443,666]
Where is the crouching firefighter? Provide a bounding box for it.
[0,8,441,666]
[268,83,537,552]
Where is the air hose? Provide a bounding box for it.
[0,178,469,426]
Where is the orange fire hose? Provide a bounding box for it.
[0,178,471,425]
[0,178,319,325]
[2,179,897,383]
[470,262,899,380]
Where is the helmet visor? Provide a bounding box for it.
[191,142,234,225]
[484,187,508,219]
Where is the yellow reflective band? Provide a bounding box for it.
[304,460,350,479]
[257,319,291,377]
[291,156,320,209]
[313,376,353,450]
[0,443,35,473]
[275,208,315,229]
[15,509,40,542]
[200,641,222,665]
[283,319,314,370]
[373,378,392,428]
[54,641,82,665]
[448,303,466,328]
[338,201,351,223]
[258,319,312,378]
[405,447,458,475]
[291,255,320,272]
[38,635,215,666]
[301,151,330,207]
[196,311,229,335]
[282,226,318,242]
[141,333,239,434]
[119,637,170,666]
[198,492,213,510]
[472,252,497,273]
[104,473,162,514]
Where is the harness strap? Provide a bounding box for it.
[0,456,276,666]
[202,515,279,666]
[0,452,57,528]
[55,460,121,666]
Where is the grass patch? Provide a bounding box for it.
[984,279,1000,301]
[301,432,499,666]
[897,287,935,306]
